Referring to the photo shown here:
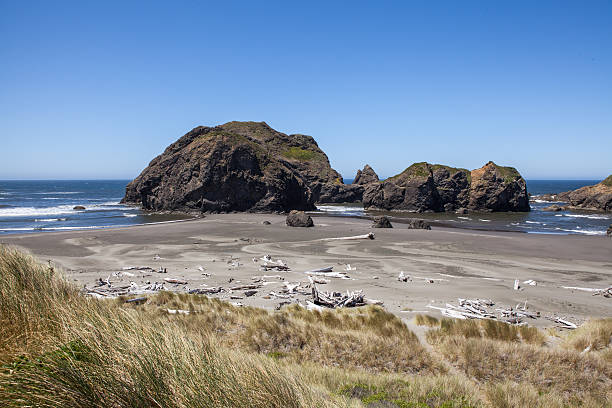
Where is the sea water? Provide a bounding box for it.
[0,180,189,235]
[0,180,609,236]
[324,179,610,236]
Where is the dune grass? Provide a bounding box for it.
[426,317,612,407]
[425,317,547,346]
[1,245,611,408]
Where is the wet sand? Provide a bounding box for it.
[1,214,611,327]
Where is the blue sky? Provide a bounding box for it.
[1,1,610,180]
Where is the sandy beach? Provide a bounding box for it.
[1,214,610,326]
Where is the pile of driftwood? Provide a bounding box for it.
[307,285,383,310]
[427,298,545,326]
[85,280,166,298]
[427,298,581,328]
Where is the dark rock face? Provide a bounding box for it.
[317,183,364,204]
[372,216,393,228]
[363,161,529,213]
[353,164,379,185]
[557,176,612,212]
[314,164,381,204]
[607,224,612,237]
[122,122,349,213]
[468,161,529,212]
[405,218,431,230]
[286,210,314,227]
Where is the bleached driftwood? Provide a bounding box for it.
[167,309,190,315]
[320,232,375,241]
[269,291,291,299]
[546,316,578,329]
[305,267,349,279]
[513,279,520,290]
[523,279,537,286]
[307,276,329,284]
[311,286,366,308]
[125,297,147,304]
[562,286,612,297]
[305,300,324,311]
[305,266,334,273]
[188,287,222,295]
[230,284,261,291]
[164,278,188,285]
[284,282,300,293]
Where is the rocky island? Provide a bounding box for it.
[122,121,357,212]
[363,161,530,212]
[557,175,612,212]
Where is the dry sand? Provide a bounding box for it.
[2,214,611,327]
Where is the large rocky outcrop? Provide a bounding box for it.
[557,176,612,212]
[468,161,530,212]
[353,164,379,185]
[363,161,529,212]
[122,121,353,212]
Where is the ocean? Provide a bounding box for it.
[0,179,609,236]
[0,180,189,235]
[320,179,611,236]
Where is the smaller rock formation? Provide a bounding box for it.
[607,224,612,237]
[363,161,529,213]
[455,208,468,214]
[353,164,379,185]
[317,183,364,204]
[542,204,566,212]
[557,176,612,212]
[468,161,529,212]
[372,216,393,228]
[73,206,86,210]
[405,219,431,230]
[286,210,314,227]
[262,220,271,225]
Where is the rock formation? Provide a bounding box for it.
[405,219,431,230]
[317,164,380,203]
[122,121,355,212]
[363,161,529,213]
[286,210,314,227]
[468,161,530,212]
[353,165,379,185]
[372,216,392,228]
[557,176,612,212]
[542,204,566,212]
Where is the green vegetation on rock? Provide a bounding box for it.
[490,162,521,184]
[601,175,612,187]
[282,147,316,161]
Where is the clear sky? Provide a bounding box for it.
[1,1,610,180]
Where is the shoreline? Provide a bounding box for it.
[2,213,610,327]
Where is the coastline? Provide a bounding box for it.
[2,213,610,327]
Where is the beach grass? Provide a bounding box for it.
[1,245,611,407]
